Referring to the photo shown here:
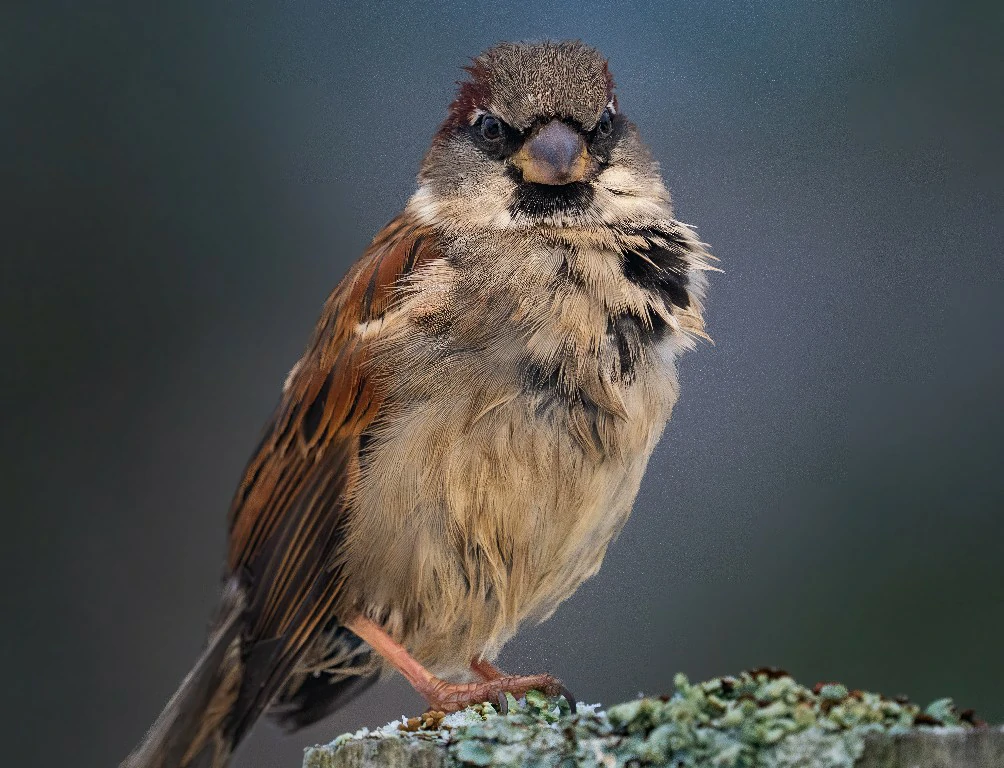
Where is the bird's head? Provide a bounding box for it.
[413,41,671,231]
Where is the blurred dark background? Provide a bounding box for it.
[2,2,1002,767]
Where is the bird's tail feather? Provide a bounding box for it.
[268,619,378,731]
[121,582,246,768]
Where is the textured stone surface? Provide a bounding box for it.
[858,727,1004,767]
[303,670,1002,767]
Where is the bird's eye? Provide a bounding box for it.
[480,114,503,141]
[596,109,614,137]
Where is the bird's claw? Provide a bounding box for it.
[493,685,577,716]
[559,684,578,714]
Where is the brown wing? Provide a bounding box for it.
[223,214,440,740]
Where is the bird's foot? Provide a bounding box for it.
[345,615,576,715]
[424,672,575,714]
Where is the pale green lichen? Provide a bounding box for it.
[305,669,985,768]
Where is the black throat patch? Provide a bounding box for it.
[508,177,596,220]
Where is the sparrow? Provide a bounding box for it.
[123,40,713,768]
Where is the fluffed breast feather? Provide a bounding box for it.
[223,213,441,738]
[223,205,713,728]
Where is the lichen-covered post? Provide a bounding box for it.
[303,671,1003,767]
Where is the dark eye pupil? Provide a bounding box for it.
[598,110,613,136]
[481,115,502,140]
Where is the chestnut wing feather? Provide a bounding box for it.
[223,215,439,738]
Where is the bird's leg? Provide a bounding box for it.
[345,615,575,714]
[470,657,507,681]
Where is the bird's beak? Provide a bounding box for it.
[512,120,591,186]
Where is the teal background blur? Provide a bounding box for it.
[2,2,1001,768]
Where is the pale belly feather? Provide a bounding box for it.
[337,231,695,676]
[340,354,678,676]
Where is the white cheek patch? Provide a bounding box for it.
[597,165,638,190]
